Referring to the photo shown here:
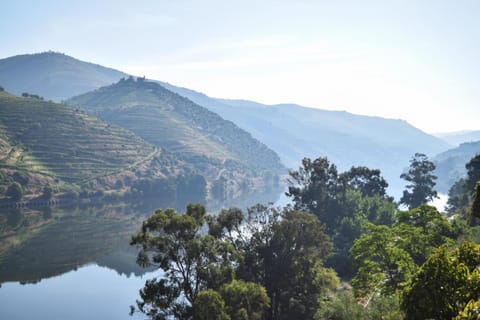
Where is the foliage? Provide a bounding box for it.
[340,166,389,198]
[315,291,403,320]
[212,205,336,320]
[287,157,397,276]
[287,157,346,234]
[455,299,480,320]
[6,182,23,201]
[219,280,270,320]
[130,204,236,319]
[193,290,230,320]
[402,242,480,320]
[447,178,470,215]
[132,203,338,320]
[465,155,480,194]
[446,154,480,216]
[351,205,455,297]
[351,224,416,297]
[400,153,438,209]
[470,181,480,225]
[42,184,54,199]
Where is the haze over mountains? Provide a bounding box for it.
[0,51,474,197]
[434,141,480,193]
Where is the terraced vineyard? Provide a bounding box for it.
[0,91,161,191]
[67,78,284,174]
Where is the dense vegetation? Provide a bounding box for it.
[131,153,480,320]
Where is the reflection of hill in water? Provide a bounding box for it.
[0,203,145,284]
[0,189,284,284]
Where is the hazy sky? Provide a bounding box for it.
[1,0,479,133]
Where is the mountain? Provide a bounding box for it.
[0,52,127,102]
[434,141,480,193]
[434,130,480,146]
[67,78,285,199]
[0,89,184,201]
[158,82,450,196]
[0,52,452,197]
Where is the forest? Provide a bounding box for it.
[129,153,480,320]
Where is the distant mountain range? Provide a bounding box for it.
[158,83,450,196]
[434,141,480,193]
[0,51,459,197]
[434,130,480,146]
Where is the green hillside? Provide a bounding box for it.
[0,90,182,201]
[67,78,284,185]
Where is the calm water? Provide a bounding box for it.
[0,189,284,320]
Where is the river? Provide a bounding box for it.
[0,189,284,320]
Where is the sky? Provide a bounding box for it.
[1,0,479,133]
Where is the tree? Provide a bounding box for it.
[341,166,389,198]
[287,157,346,234]
[219,280,270,320]
[351,224,416,297]
[193,290,230,320]
[132,204,337,320]
[287,157,397,277]
[42,185,53,199]
[469,181,480,225]
[465,155,480,194]
[130,204,235,319]
[6,182,23,201]
[209,205,337,320]
[400,153,438,209]
[351,205,454,297]
[402,242,480,320]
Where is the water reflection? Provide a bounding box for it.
[0,187,284,285]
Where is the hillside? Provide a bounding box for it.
[434,141,480,193]
[0,52,126,102]
[159,82,450,196]
[0,90,183,201]
[67,78,284,199]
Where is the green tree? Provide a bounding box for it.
[42,185,53,199]
[209,205,337,320]
[447,178,470,215]
[341,166,389,198]
[402,242,480,320]
[400,153,438,209]
[287,157,346,234]
[351,224,416,297]
[130,204,235,319]
[220,280,270,320]
[465,154,480,194]
[351,205,454,297]
[469,181,480,225]
[193,289,230,320]
[6,182,23,201]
